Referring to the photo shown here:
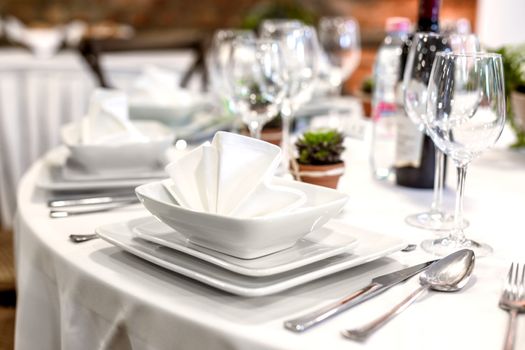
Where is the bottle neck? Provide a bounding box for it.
[417,0,440,32]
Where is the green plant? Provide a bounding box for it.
[361,76,374,94]
[494,45,525,147]
[295,129,345,165]
[241,0,317,31]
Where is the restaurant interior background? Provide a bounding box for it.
[0,0,524,349]
[1,0,479,92]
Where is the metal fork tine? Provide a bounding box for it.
[505,262,514,299]
[520,264,525,299]
[500,262,525,350]
[512,263,520,300]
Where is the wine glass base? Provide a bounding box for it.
[421,237,493,257]
[405,211,467,231]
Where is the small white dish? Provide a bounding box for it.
[96,217,407,297]
[61,120,175,172]
[133,217,358,276]
[135,177,349,259]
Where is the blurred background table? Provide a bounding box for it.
[0,48,197,229]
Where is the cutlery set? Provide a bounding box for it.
[284,251,523,349]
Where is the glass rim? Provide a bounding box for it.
[436,51,502,59]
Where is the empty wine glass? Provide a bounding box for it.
[402,31,455,231]
[260,21,320,171]
[206,29,256,112]
[318,16,361,94]
[448,33,480,54]
[225,38,286,139]
[421,52,506,256]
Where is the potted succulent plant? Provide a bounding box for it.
[293,129,345,189]
[495,45,525,147]
[355,76,374,118]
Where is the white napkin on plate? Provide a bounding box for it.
[164,132,306,217]
[132,65,195,107]
[80,88,147,144]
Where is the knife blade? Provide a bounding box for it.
[283,259,437,332]
[48,194,137,208]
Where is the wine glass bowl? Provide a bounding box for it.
[206,29,256,112]
[225,38,287,139]
[404,32,450,127]
[318,16,361,93]
[421,52,506,256]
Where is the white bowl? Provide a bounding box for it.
[61,120,175,172]
[135,178,349,259]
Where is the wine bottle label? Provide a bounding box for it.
[395,115,424,167]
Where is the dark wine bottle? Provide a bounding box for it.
[394,0,442,189]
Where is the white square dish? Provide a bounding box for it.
[96,217,407,297]
[61,120,175,172]
[135,177,349,259]
[133,217,358,276]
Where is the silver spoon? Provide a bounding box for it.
[69,234,99,243]
[341,249,475,341]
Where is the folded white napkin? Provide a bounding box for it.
[164,132,306,217]
[132,65,195,107]
[80,88,147,145]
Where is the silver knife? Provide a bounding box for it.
[48,194,137,208]
[49,199,139,218]
[283,259,437,332]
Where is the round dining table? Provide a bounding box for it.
[14,127,525,350]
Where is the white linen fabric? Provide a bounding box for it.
[0,48,195,229]
[14,131,525,350]
[131,65,192,106]
[78,88,145,145]
[165,132,306,217]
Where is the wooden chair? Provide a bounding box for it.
[78,30,208,90]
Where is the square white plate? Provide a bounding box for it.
[133,217,359,277]
[36,148,167,191]
[96,217,407,297]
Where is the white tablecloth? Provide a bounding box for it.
[14,130,525,350]
[0,49,195,229]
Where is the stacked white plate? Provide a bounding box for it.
[97,217,406,297]
[96,177,407,297]
[37,121,174,192]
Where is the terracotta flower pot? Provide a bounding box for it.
[355,90,372,118]
[240,128,283,146]
[261,128,283,146]
[295,162,345,189]
[511,91,525,132]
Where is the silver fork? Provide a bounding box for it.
[499,262,525,350]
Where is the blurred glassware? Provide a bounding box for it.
[448,33,481,54]
[441,18,471,36]
[318,16,361,95]
[422,52,506,256]
[225,37,287,139]
[260,20,320,171]
[206,29,256,114]
[402,31,454,231]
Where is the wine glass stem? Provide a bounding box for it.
[451,165,468,242]
[430,148,445,213]
[281,100,293,173]
[248,121,262,139]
